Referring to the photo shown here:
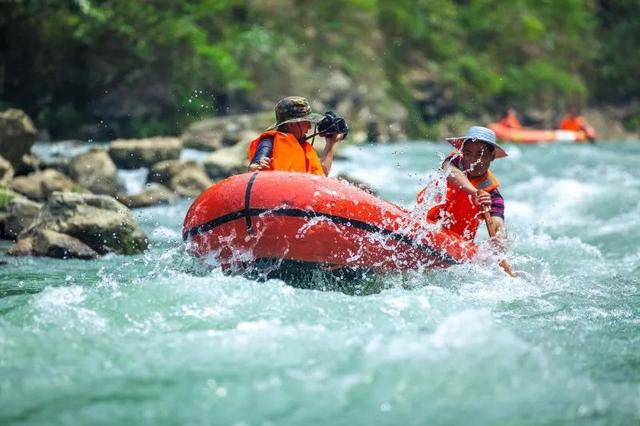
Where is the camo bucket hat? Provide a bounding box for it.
[267,96,324,130]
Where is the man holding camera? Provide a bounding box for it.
[248,96,346,176]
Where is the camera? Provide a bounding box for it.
[317,111,349,139]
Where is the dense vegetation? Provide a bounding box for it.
[1,0,638,138]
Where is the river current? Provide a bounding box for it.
[1,141,639,425]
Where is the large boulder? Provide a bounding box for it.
[3,198,42,239]
[0,212,6,240]
[13,153,42,177]
[181,114,267,151]
[0,187,27,238]
[170,168,213,198]
[0,109,37,168]
[116,183,178,208]
[12,192,147,257]
[202,132,256,179]
[148,160,212,198]
[28,230,98,260]
[68,150,118,195]
[10,169,80,201]
[0,155,14,186]
[108,137,182,169]
[148,160,199,185]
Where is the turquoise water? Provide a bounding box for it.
[1,142,640,425]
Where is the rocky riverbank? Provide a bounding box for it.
[1,103,637,261]
[0,109,218,259]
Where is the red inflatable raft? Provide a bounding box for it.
[489,122,592,144]
[183,172,477,276]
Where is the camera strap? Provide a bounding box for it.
[305,124,319,145]
[304,122,339,142]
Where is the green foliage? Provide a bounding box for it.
[0,187,16,209]
[592,0,640,101]
[0,0,637,138]
[623,107,640,132]
[503,61,588,109]
[443,55,504,112]
[69,185,85,194]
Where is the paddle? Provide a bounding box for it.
[482,210,517,277]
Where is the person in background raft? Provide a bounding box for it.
[417,126,509,251]
[248,96,344,176]
[497,107,522,129]
[559,108,597,141]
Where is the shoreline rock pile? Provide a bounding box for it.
[0,108,260,260]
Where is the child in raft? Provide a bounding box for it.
[248,96,345,176]
[417,126,509,252]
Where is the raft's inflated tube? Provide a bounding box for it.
[183,172,476,272]
[489,122,589,144]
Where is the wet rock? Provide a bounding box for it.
[30,229,98,259]
[0,212,6,238]
[181,114,255,151]
[13,152,74,177]
[15,192,147,256]
[170,168,213,198]
[148,160,197,185]
[116,183,178,208]
[0,109,37,168]
[6,236,33,256]
[68,150,118,195]
[13,153,43,176]
[203,132,256,179]
[10,169,81,201]
[108,137,182,169]
[4,198,42,239]
[148,160,212,198]
[0,155,14,186]
[1,187,27,239]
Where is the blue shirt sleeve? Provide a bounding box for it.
[250,137,274,164]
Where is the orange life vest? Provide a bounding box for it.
[417,170,500,241]
[248,130,324,176]
[559,115,597,140]
[498,112,522,129]
[559,115,586,132]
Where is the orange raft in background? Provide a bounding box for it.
[489,122,593,144]
[182,172,477,275]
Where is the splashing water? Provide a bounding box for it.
[1,142,640,425]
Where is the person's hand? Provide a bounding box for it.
[474,189,491,211]
[257,157,272,170]
[324,133,345,145]
[249,157,272,171]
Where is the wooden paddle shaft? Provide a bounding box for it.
[483,210,517,277]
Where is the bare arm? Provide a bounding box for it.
[443,161,491,208]
[487,215,507,251]
[320,134,344,175]
[443,161,477,195]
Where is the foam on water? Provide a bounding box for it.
[1,142,640,425]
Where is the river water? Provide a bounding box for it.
[1,141,639,425]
